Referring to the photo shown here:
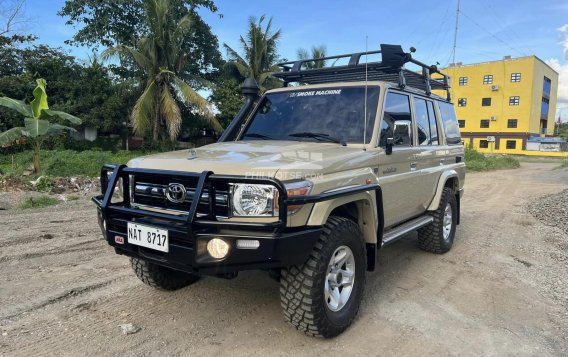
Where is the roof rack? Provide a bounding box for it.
[273,44,451,101]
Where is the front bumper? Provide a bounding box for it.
[96,207,321,274]
[93,165,381,275]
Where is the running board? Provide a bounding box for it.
[381,215,434,246]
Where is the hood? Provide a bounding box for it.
[128,141,376,179]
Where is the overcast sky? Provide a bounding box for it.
[17,0,568,121]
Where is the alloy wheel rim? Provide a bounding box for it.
[443,203,453,241]
[324,245,355,312]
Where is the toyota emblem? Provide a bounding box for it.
[166,183,186,203]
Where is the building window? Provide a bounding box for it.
[459,77,468,86]
[458,98,467,107]
[511,73,521,82]
[458,120,465,128]
[509,96,520,106]
[483,75,493,84]
[480,119,490,128]
[543,76,551,95]
[482,97,492,106]
[507,119,518,128]
[541,97,549,119]
[479,140,489,148]
[506,140,516,149]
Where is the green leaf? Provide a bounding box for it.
[48,123,77,134]
[24,118,50,137]
[0,127,28,146]
[0,97,33,117]
[41,109,82,124]
[30,79,49,118]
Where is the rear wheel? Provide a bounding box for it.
[280,216,366,338]
[417,187,457,254]
[130,258,200,291]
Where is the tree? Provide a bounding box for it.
[0,0,28,36]
[59,0,222,80]
[0,79,81,172]
[103,0,222,142]
[210,77,244,128]
[297,45,327,69]
[223,15,282,91]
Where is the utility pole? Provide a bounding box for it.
[452,0,461,65]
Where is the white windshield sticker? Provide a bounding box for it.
[289,89,342,97]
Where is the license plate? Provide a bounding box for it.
[127,222,169,253]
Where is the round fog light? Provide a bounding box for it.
[207,238,230,259]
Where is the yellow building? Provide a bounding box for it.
[440,56,560,155]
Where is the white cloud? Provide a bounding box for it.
[546,24,568,123]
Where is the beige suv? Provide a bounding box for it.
[93,44,465,338]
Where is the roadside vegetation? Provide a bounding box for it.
[465,148,520,172]
[19,196,60,209]
[0,149,153,178]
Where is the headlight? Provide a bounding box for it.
[231,184,276,217]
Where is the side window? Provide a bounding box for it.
[379,92,412,147]
[438,101,462,145]
[414,97,439,146]
[427,101,439,145]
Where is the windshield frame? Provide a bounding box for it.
[236,84,382,146]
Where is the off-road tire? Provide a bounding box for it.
[130,258,200,291]
[417,187,457,254]
[280,216,366,338]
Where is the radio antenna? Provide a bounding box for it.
[363,35,369,151]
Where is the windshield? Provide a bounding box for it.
[240,86,379,144]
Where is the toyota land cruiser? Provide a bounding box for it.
[93,44,465,338]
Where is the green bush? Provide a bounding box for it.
[465,148,520,172]
[19,196,60,209]
[0,149,155,177]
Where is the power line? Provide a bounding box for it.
[459,10,526,57]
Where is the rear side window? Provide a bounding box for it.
[379,92,412,147]
[427,102,439,145]
[414,97,439,146]
[438,102,461,145]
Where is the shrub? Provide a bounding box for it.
[19,196,60,209]
[465,148,520,172]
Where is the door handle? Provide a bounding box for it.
[410,162,417,171]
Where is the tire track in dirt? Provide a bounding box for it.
[1,275,131,321]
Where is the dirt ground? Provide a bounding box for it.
[1,162,567,357]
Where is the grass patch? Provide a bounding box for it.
[67,195,80,201]
[19,196,60,209]
[0,150,156,178]
[557,159,568,169]
[465,148,520,172]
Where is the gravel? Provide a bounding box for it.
[528,189,568,236]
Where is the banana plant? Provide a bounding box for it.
[0,79,82,173]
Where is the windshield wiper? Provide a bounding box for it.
[242,132,273,140]
[288,132,346,146]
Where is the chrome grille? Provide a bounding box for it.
[130,178,229,217]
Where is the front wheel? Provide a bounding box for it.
[280,216,366,338]
[130,258,200,291]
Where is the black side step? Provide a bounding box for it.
[381,215,433,246]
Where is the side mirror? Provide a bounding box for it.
[386,137,394,155]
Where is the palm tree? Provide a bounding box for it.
[223,15,282,91]
[297,45,327,69]
[103,0,222,142]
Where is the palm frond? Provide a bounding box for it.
[102,45,151,73]
[173,77,223,132]
[131,80,158,136]
[160,85,182,140]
